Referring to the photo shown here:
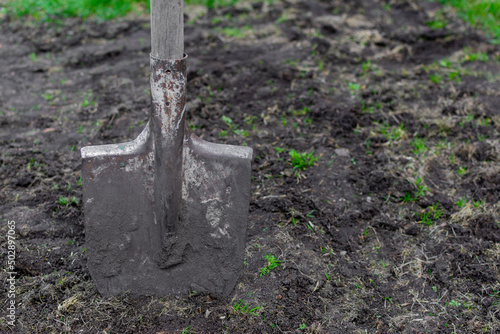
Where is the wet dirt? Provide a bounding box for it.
[1,0,499,333]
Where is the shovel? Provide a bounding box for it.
[81,0,253,297]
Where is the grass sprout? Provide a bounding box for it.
[259,253,281,277]
[289,150,318,171]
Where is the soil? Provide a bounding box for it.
[1,0,500,333]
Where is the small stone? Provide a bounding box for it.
[334,148,350,157]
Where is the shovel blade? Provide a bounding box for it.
[82,124,252,296]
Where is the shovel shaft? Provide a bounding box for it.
[150,55,187,266]
[151,0,184,59]
[150,0,186,266]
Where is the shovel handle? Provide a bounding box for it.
[151,0,184,59]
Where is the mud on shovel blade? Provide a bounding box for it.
[80,0,252,296]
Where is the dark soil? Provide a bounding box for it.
[1,0,500,333]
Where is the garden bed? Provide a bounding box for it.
[1,0,499,332]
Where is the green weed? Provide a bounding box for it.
[402,192,413,202]
[448,300,461,307]
[42,92,55,101]
[478,117,492,126]
[361,60,372,72]
[457,166,468,176]
[411,137,428,155]
[414,177,428,197]
[81,92,96,108]
[418,203,443,225]
[361,100,379,114]
[233,299,262,316]
[435,0,500,42]
[463,49,489,62]
[459,113,474,127]
[284,58,298,67]
[259,253,281,277]
[181,325,196,334]
[233,129,250,137]
[244,115,258,125]
[218,25,251,38]
[303,118,313,126]
[276,12,289,24]
[365,139,372,155]
[429,73,443,84]
[447,69,462,82]
[472,199,485,208]
[376,122,406,141]
[57,196,79,206]
[281,115,287,127]
[347,82,361,95]
[427,19,447,29]
[6,0,150,21]
[402,177,428,202]
[439,58,453,68]
[436,138,452,149]
[220,115,249,137]
[437,58,464,82]
[317,60,324,72]
[26,158,40,171]
[426,9,448,29]
[274,147,285,153]
[289,150,318,171]
[455,196,467,208]
[290,106,309,116]
[478,134,488,141]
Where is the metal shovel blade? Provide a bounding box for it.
[81,55,252,296]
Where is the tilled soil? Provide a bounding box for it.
[1,0,500,333]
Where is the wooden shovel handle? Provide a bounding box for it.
[151,0,184,59]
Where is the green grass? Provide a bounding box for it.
[232,299,262,316]
[375,122,406,141]
[289,150,318,171]
[3,0,273,21]
[402,177,428,202]
[435,0,500,42]
[411,137,428,155]
[418,203,443,225]
[57,196,79,206]
[455,196,468,208]
[218,25,251,38]
[181,325,195,334]
[259,253,281,277]
[347,82,361,95]
[4,0,150,21]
